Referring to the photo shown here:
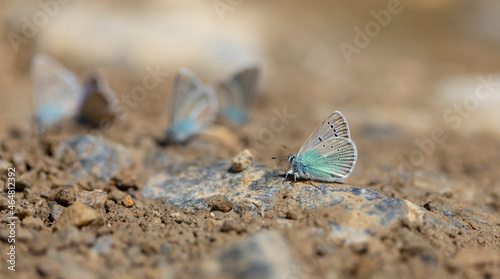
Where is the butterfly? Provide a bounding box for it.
[285,111,357,182]
[216,65,259,125]
[31,53,118,133]
[165,68,218,143]
[79,71,119,127]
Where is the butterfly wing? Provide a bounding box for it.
[31,53,81,132]
[79,71,118,127]
[167,68,218,142]
[298,111,351,155]
[297,138,357,181]
[216,65,259,124]
[296,111,357,181]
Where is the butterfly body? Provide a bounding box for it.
[286,111,357,182]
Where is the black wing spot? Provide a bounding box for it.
[322,144,325,147]
[333,129,337,132]
[330,145,333,148]
[337,148,340,151]
[318,137,323,142]
[334,133,338,137]
[327,121,330,124]
[330,125,334,128]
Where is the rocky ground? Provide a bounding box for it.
[1,1,500,279]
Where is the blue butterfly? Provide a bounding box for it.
[216,65,259,125]
[286,111,357,182]
[31,53,119,133]
[166,68,218,143]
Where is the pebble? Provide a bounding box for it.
[55,202,100,229]
[122,194,134,207]
[54,187,76,206]
[49,201,65,222]
[231,149,254,172]
[208,198,233,212]
[75,190,107,215]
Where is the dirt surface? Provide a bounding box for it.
[1,1,500,278]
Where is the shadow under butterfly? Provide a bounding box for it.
[216,65,260,125]
[277,111,358,182]
[31,53,119,134]
[165,68,218,144]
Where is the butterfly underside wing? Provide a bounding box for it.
[79,72,118,127]
[289,111,357,182]
[166,68,218,143]
[31,53,81,133]
[216,65,259,125]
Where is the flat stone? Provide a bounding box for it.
[55,134,133,183]
[143,158,463,243]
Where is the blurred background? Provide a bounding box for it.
[1,0,500,175]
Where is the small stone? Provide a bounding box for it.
[221,220,246,233]
[75,190,107,215]
[49,201,65,222]
[54,188,76,206]
[55,202,100,229]
[231,149,253,172]
[208,198,233,213]
[122,194,134,207]
[108,189,125,203]
[22,216,44,231]
[113,176,139,191]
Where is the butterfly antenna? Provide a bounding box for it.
[282,145,294,153]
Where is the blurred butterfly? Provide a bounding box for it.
[216,65,259,125]
[166,68,218,143]
[79,71,119,127]
[284,111,357,182]
[31,53,118,133]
